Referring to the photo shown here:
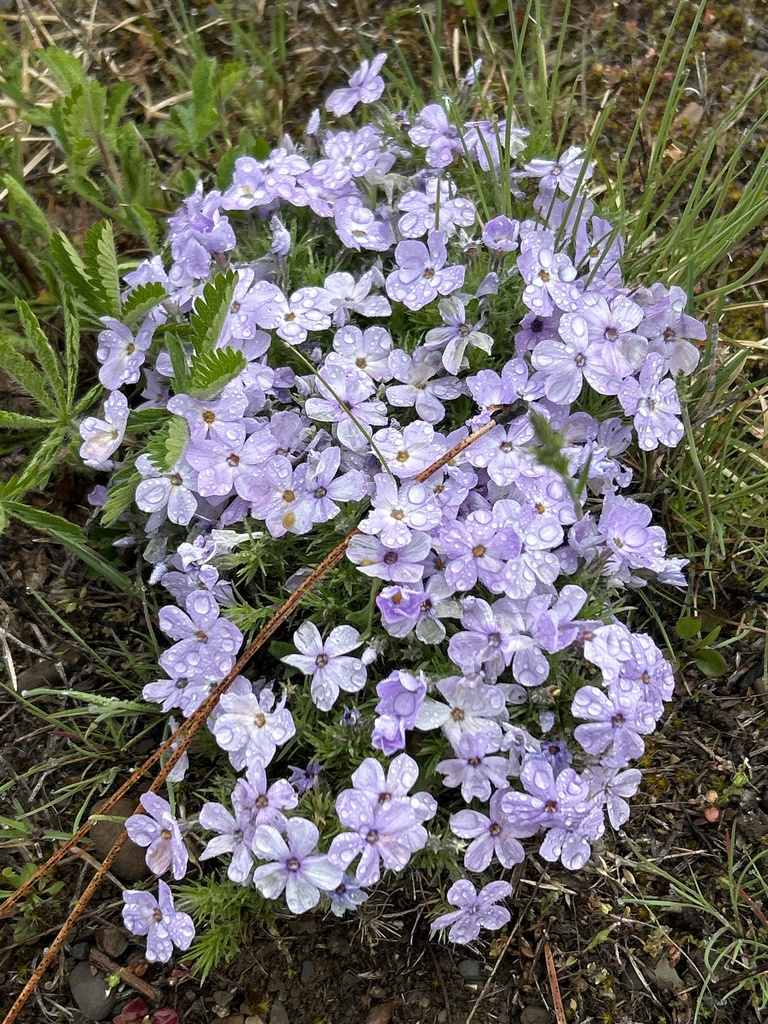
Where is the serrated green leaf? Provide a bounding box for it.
[3,502,135,593]
[675,616,702,640]
[62,288,80,406]
[188,346,246,400]
[1,175,53,241]
[145,416,190,472]
[128,408,170,433]
[165,332,191,391]
[105,81,134,134]
[694,648,727,678]
[38,45,88,92]
[122,281,167,327]
[14,299,67,410]
[100,465,140,527]
[189,270,237,357]
[0,410,58,432]
[83,220,121,318]
[0,336,59,415]
[126,203,160,252]
[49,232,101,312]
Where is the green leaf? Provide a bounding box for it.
[1,175,53,241]
[38,45,88,92]
[675,616,703,640]
[0,410,58,432]
[126,203,160,252]
[694,648,727,678]
[14,298,67,411]
[189,270,237,357]
[145,416,190,472]
[49,232,101,312]
[3,503,135,593]
[187,346,246,400]
[62,288,80,407]
[100,464,140,528]
[83,220,121,318]
[122,281,167,327]
[0,336,59,416]
[164,331,191,392]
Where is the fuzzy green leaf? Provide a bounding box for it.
[187,346,246,400]
[37,45,88,92]
[14,299,67,410]
[83,220,121,318]
[100,464,140,527]
[122,281,167,327]
[1,175,53,241]
[0,336,59,416]
[189,270,238,357]
[126,203,160,252]
[3,502,135,593]
[49,232,101,312]
[62,288,80,407]
[0,410,58,432]
[145,416,190,472]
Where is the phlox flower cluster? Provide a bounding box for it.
[80,53,703,958]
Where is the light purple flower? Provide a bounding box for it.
[385,348,464,424]
[439,509,520,593]
[450,789,530,871]
[436,731,511,802]
[518,247,581,316]
[288,760,323,794]
[232,761,298,828]
[329,754,436,885]
[617,353,684,450]
[323,270,392,326]
[333,196,396,251]
[359,474,442,549]
[423,296,494,375]
[326,54,388,116]
[97,317,154,391]
[305,365,388,452]
[281,620,367,711]
[371,669,428,755]
[324,324,393,380]
[122,880,195,963]
[212,685,296,770]
[198,800,256,884]
[246,281,334,343]
[167,391,249,445]
[329,874,370,917]
[125,793,188,879]
[584,765,642,829]
[373,421,446,478]
[135,455,198,528]
[430,879,513,945]
[524,145,592,196]
[571,684,658,765]
[346,531,431,584]
[291,446,368,531]
[397,178,476,238]
[408,104,461,168]
[385,231,465,311]
[500,760,603,870]
[185,427,278,500]
[376,574,458,644]
[251,817,343,914]
[79,391,130,470]
[158,591,243,680]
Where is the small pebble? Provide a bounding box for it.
[458,959,483,983]
[214,990,235,1007]
[69,941,91,961]
[520,1007,553,1024]
[69,961,117,1021]
[90,797,150,882]
[96,924,128,959]
[269,1001,290,1024]
[300,960,315,983]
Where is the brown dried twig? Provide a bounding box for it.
[1,410,508,1024]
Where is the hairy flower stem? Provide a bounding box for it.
[0,410,506,1024]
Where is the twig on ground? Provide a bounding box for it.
[543,940,566,1024]
[89,949,161,1003]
